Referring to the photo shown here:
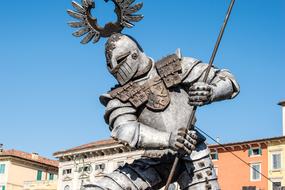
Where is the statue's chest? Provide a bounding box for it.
[138,89,193,132]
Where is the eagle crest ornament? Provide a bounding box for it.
[67,0,143,44]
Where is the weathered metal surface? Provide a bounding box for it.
[67,0,143,44]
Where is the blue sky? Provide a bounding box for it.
[0,0,284,158]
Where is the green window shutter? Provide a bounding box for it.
[0,164,5,174]
[2,186,6,190]
[259,147,262,155]
[37,170,42,181]
[248,148,253,156]
[49,173,54,180]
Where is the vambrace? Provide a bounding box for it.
[210,69,240,102]
[112,120,171,149]
[111,121,140,147]
[182,60,240,102]
[106,99,172,149]
[137,123,171,149]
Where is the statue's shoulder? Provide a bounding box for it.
[180,56,203,80]
[155,49,203,87]
[99,84,121,107]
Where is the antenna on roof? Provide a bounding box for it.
[216,137,221,144]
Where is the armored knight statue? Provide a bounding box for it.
[67,0,240,189]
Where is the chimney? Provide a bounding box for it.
[278,100,285,136]
[32,152,39,160]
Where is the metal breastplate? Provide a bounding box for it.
[138,89,194,133]
[109,54,182,111]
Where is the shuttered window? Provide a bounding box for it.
[248,147,262,157]
[37,170,42,181]
[0,164,5,174]
[210,152,219,160]
[49,173,54,180]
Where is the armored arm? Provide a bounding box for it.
[181,58,240,104]
[208,69,240,102]
[103,97,172,149]
[101,96,198,153]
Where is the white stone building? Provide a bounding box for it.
[53,139,146,190]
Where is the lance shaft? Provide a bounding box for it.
[164,0,236,189]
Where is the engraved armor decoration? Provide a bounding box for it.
[109,76,171,111]
[109,54,183,111]
[156,54,183,88]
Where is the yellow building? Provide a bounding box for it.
[268,137,285,190]
[0,148,58,190]
[268,101,285,190]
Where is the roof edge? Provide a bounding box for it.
[53,139,118,157]
[0,150,58,168]
[209,136,285,149]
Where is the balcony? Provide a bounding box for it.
[23,180,57,190]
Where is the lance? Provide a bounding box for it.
[164,0,236,189]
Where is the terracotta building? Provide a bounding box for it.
[0,148,58,190]
[209,136,285,190]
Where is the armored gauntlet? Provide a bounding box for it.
[169,128,198,155]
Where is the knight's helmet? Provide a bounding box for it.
[105,33,149,85]
[67,0,145,85]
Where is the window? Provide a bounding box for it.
[250,163,261,181]
[95,163,105,171]
[49,173,54,180]
[248,147,262,157]
[78,165,92,173]
[242,187,256,190]
[63,169,72,175]
[0,186,6,190]
[273,182,281,190]
[0,164,5,174]
[272,153,282,170]
[37,170,42,181]
[210,151,218,160]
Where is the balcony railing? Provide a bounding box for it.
[23,180,57,190]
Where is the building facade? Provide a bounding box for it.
[53,139,146,190]
[209,138,269,190]
[55,137,285,190]
[279,101,285,136]
[268,137,285,190]
[0,149,58,190]
[209,136,285,190]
